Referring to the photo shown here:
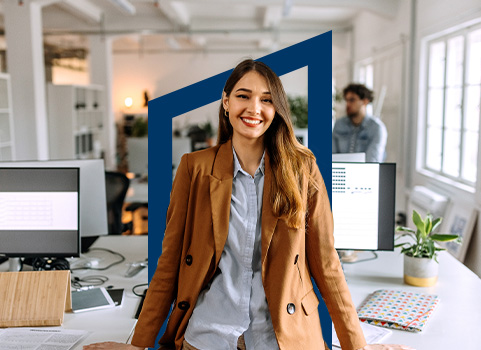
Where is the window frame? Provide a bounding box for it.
[420,22,481,189]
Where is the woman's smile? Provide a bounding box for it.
[240,117,262,126]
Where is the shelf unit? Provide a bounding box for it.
[0,73,15,161]
[47,84,106,160]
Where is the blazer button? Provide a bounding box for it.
[287,303,296,315]
[186,255,193,266]
[178,301,190,310]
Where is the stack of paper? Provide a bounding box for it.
[332,321,392,348]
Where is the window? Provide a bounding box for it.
[359,63,374,89]
[358,62,374,116]
[423,25,481,186]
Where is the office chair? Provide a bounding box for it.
[105,171,130,235]
[125,201,148,235]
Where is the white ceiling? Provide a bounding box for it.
[7,0,401,53]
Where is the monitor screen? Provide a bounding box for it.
[332,162,395,251]
[0,168,80,257]
[0,159,108,239]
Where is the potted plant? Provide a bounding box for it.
[395,210,461,287]
[288,95,308,128]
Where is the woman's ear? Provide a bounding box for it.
[222,92,229,111]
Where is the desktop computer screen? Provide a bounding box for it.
[0,159,108,240]
[0,168,80,257]
[332,162,395,251]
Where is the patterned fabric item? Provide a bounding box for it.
[357,289,440,332]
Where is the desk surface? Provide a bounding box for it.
[344,250,481,350]
[67,235,148,347]
[0,236,148,348]
[2,237,478,349]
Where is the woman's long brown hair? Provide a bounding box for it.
[218,59,319,228]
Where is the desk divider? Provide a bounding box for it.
[0,270,71,327]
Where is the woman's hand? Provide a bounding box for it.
[83,342,144,350]
[359,345,415,350]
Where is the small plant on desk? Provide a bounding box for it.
[395,210,461,286]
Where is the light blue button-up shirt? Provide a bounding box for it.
[184,147,279,350]
[332,115,387,162]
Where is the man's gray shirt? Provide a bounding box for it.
[332,115,387,162]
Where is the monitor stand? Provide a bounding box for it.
[338,250,359,263]
[81,236,99,253]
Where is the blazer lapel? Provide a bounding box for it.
[261,152,279,269]
[209,140,234,266]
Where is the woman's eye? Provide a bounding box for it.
[236,94,248,99]
[263,99,272,103]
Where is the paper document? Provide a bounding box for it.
[0,327,89,350]
[332,321,392,348]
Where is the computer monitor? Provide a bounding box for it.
[0,167,80,257]
[0,160,109,243]
[332,162,395,251]
[127,137,148,176]
[332,152,366,162]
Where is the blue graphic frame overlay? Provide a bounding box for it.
[148,31,333,348]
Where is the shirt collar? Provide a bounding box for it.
[232,145,265,178]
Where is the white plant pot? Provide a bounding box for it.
[403,254,439,287]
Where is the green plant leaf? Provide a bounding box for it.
[412,210,425,237]
[425,215,433,235]
[430,234,461,242]
[431,217,442,232]
[427,240,435,259]
[395,226,415,233]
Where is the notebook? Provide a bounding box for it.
[357,289,440,332]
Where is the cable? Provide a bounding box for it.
[70,247,125,271]
[132,283,149,297]
[71,275,109,289]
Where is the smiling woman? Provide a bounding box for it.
[222,71,276,175]
[84,59,413,350]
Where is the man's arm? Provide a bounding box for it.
[365,120,387,162]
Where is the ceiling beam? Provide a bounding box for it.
[57,0,103,23]
[156,0,190,28]
[33,0,63,7]
[318,0,400,18]
[163,0,400,19]
[108,0,136,15]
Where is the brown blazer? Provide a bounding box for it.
[132,140,366,350]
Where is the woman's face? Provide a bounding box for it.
[223,71,276,144]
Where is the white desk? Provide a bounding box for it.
[344,250,481,349]
[0,236,148,348]
[66,236,148,347]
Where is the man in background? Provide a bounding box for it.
[332,83,387,162]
